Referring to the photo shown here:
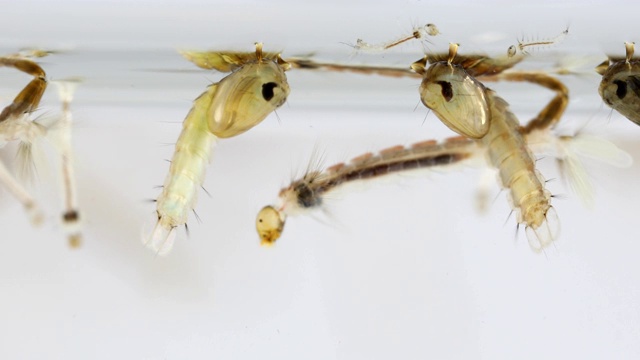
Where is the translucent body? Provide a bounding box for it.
[481,92,557,250]
[597,42,640,126]
[145,45,291,255]
[260,46,568,251]
[258,44,633,252]
[417,62,490,138]
[414,47,561,251]
[151,87,218,255]
[343,23,440,53]
[508,27,569,57]
[256,205,286,246]
[257,137,481,245]
[0,114,46,225]
[208,61,289,138]
[0,55,48,225]
[256,126,627,247]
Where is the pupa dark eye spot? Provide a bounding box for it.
[262,82,278,101]
[614,79,627,100]
[437,81,453,102]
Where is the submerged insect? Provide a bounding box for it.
[257,130,628,247]
[0,51,82,246]
[257,136,482,246]
[596,42,640,126]
[259,42,572,252]
[144,43,291,255]
[507,27,569,58]
[413,43,567,250]
[343,23,440,52]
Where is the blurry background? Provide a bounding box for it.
[1,1,639,359]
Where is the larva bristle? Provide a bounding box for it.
[259,136,479,244]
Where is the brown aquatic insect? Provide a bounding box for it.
[597,42,640,126]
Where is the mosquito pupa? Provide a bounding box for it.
[596,42,640,126]
[411,43,568,252]
[144,43,291,255]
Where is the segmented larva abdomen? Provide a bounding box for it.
[147,87,217,255]
[279,137,478,213]
[482,91,558,250]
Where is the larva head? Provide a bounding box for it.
[413,58,490,139]
[256,206,286,246]
[597,43,640,126]
[207,53,291,138]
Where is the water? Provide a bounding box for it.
[1,2,640,359]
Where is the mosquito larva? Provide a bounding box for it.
[507,27,569,57]
[596,42,640,126]
[144,43,291,255]
[257,137,482,245]
[344,23,440,52]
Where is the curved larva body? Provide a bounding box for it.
[481,91,557,250]
[257,137,480,245]
[145,47,290,255]
[414,50,558,251]
[151,86,218,252]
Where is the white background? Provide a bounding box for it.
[1,1,639,359]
